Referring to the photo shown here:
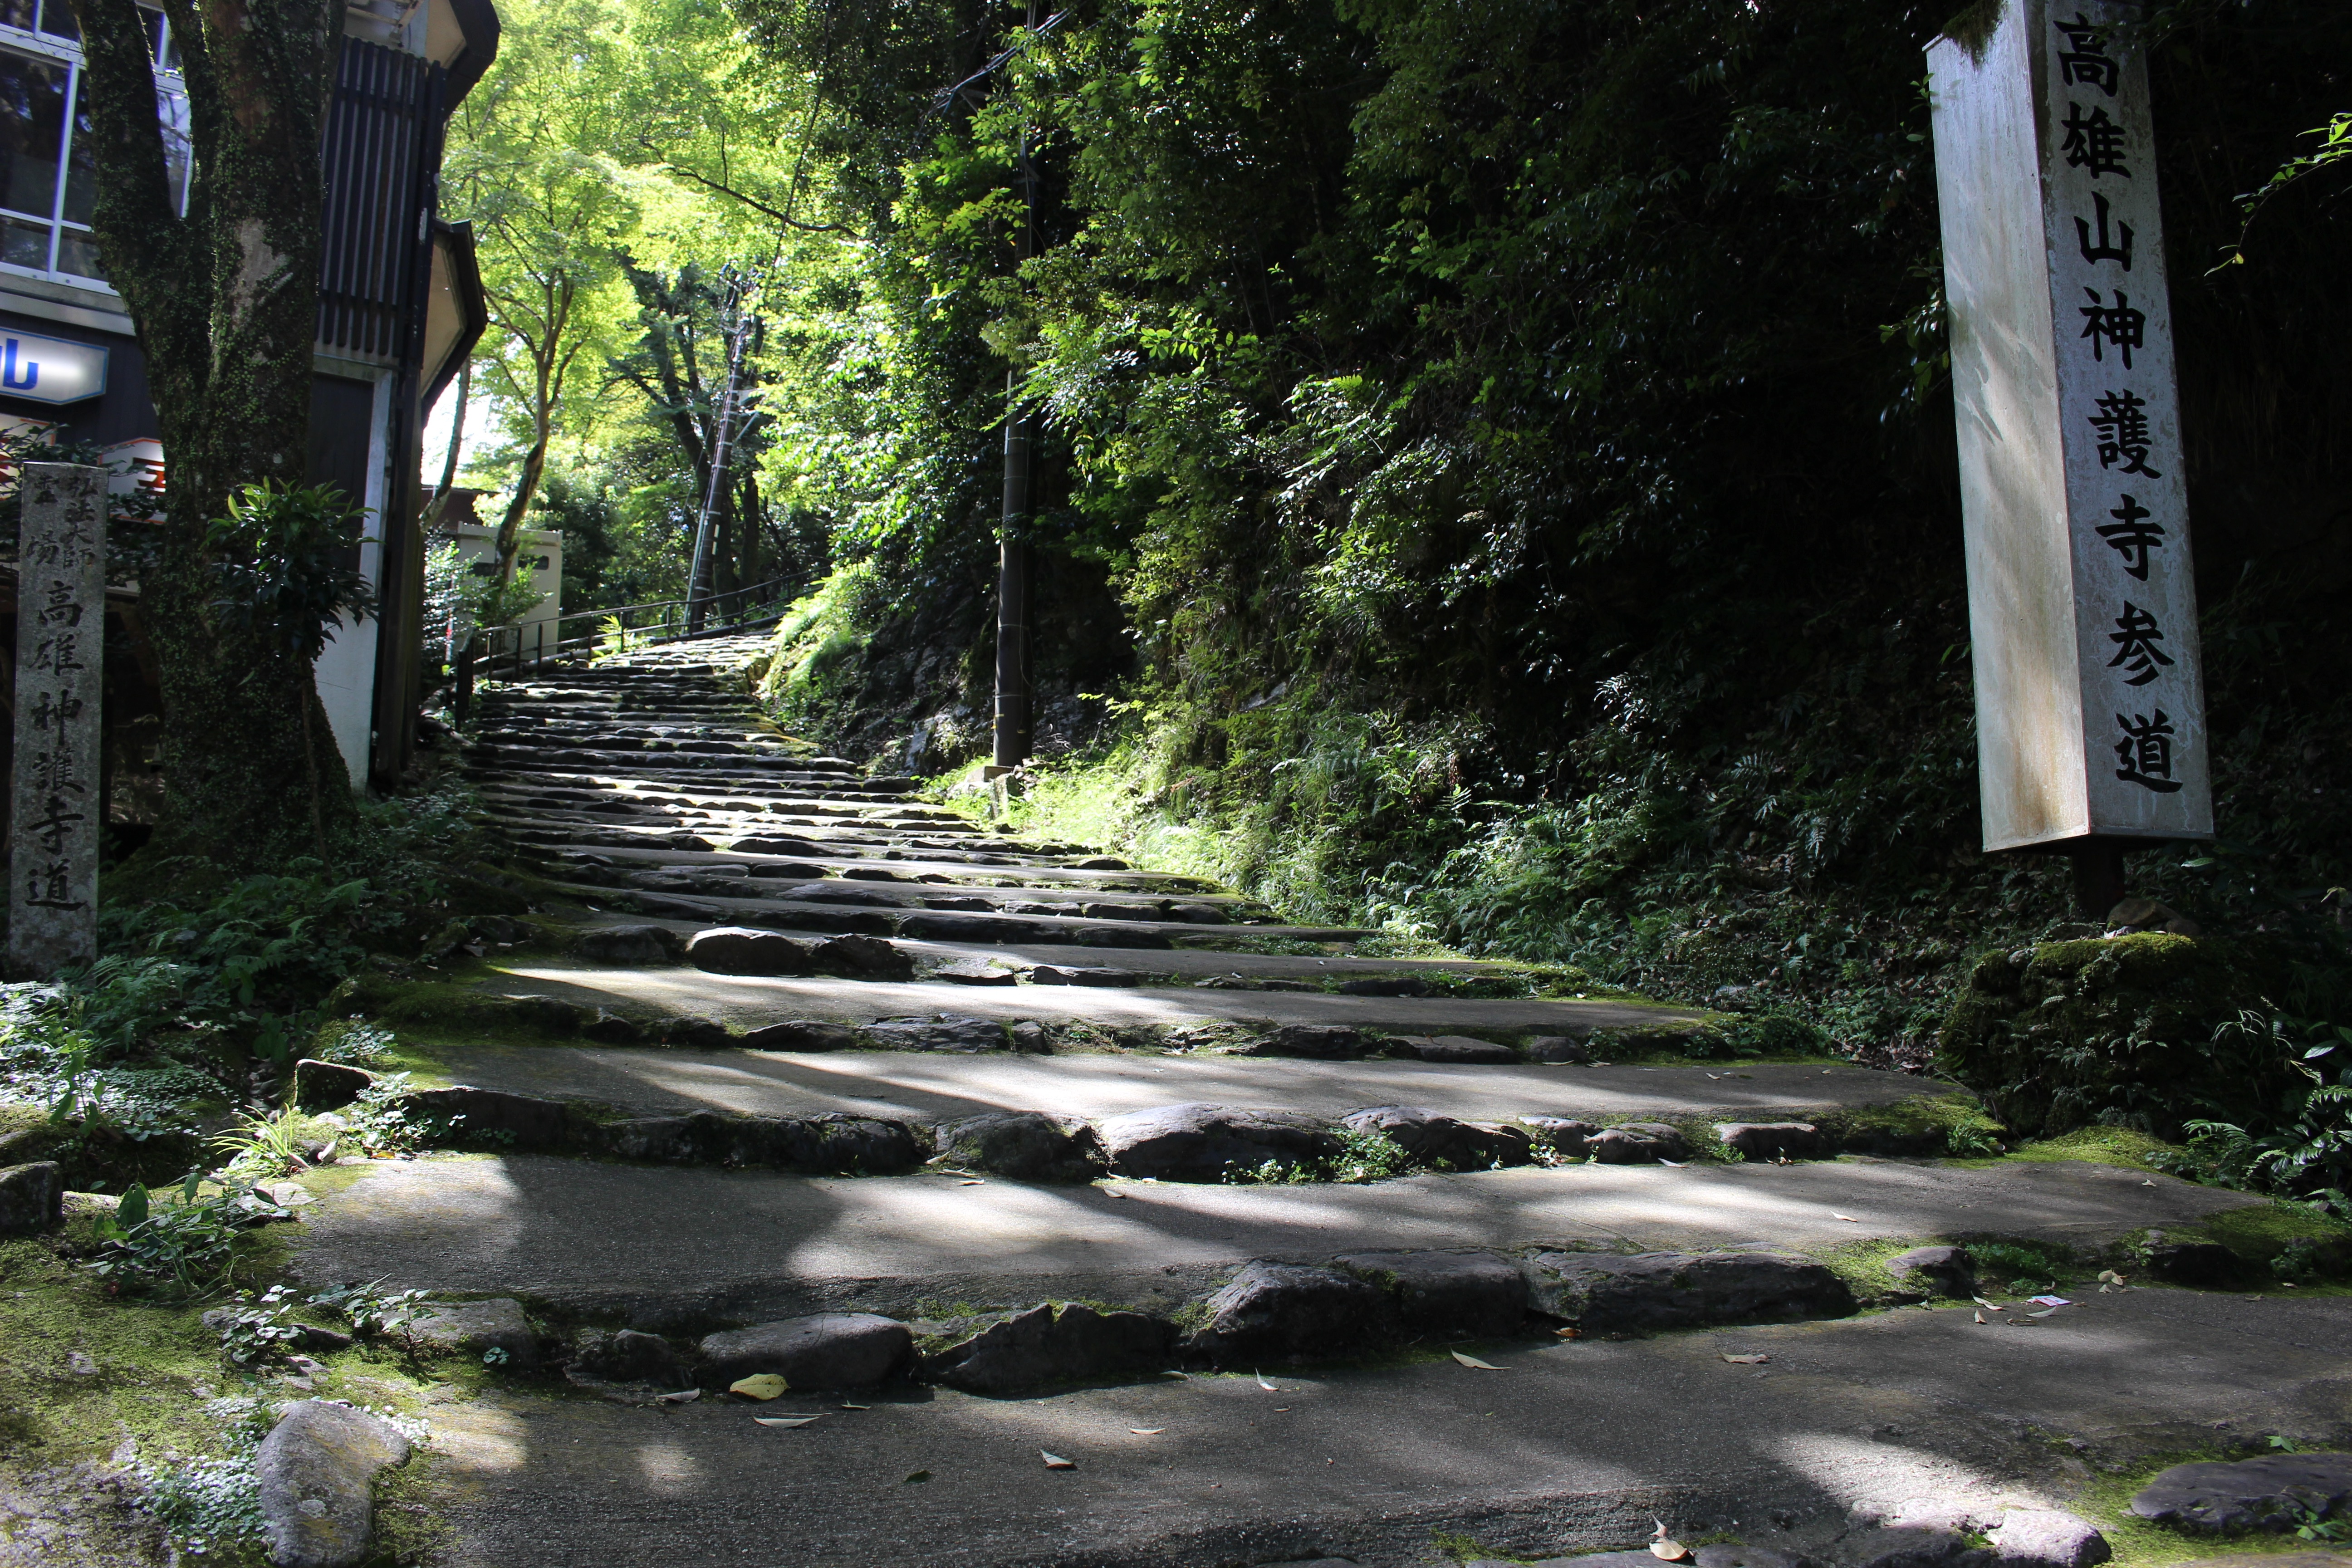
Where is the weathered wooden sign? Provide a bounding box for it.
[1928,0,2211,854]
[10,463,107,979]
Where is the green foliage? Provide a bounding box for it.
[2146,1014,2352,1212]
[306,1278,434,1341]
[341,1072,431,1155]
[211,1282,308,1367]
[1227,1127,1414,1185]
[202,480,377,663]
[1964,1240,2069,1295]
[87,1173,294,1301]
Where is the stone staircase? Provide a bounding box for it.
[269,632,2340,1565]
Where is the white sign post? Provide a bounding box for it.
[9,464,107,979]
[1929,0,2211,908]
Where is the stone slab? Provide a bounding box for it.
[410,1289,2352,1568]
[289,1152,2261,1328]
[472,959,1703,1035]
[402,1039,1950,1126]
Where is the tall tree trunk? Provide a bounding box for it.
[493,279,572,581]
[71,0,359,858]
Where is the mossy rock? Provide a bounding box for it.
[1935,932,2291,1140]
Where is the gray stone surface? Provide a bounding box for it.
[292,1059,375,1111]
[935,1112,1106,1183]
[577,925,681,965]
[698,1313,913,1388]
[599,1110,923,1172]
[1252,1024,1369,1060]
[1330,1249,1528,1336]
[1525,1034,1588,1063]
[1180,1261,1399,1363]
[2129,1452,2352,1532]
[254,1399,411,1568]
[808,934,916,981]
[1885,1245,1976,1299]
[1591,1122,1692,1163]
[411,1299,540,1367]
[1989,1509,2110,1568]
[0,1161,63,1235]
[291,1150,2271,1328]
[1029,965,1142,987]
[864,1015,1007,1053]
[737,1019,859,1052]
[1523,1117,1605,1156]
[8,464,105,981]
[925,1302,1173,1395]
[402,1037,1973,1132]
[1416,1035,1519,1064]
[688,926,820,976]
[569,1328,689,1388]
[1519,1249,1854,1333]
[1717,1122,1828,1161]
[401,1085,572,1148]
[1338,1106,1533,1171]
[1098,1103,1339,1182]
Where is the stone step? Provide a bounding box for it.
[388,1284,2345,1568]
[538,881,1359,946]
[402,1043,1941,1131]
[289,1149,2257,1329]
[464,958,1700,1034]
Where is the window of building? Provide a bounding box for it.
[0,0,190,289]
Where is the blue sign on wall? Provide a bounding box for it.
[0,329,109,405]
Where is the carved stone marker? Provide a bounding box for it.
[10,463,107,979]
[1928,1,2211,857]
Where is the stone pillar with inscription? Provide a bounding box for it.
[9,464,107,979]
[1928,0,2212,888]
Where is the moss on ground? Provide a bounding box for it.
[1936,933,2291,1140]
[1814,1090,2003,1155]
[2006,1126,2184,1168]
[2062,1446,2352,1567]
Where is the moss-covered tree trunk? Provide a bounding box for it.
[69,0,360,858]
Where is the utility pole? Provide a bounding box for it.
[990,2,1039,772]
[685,269,758,634]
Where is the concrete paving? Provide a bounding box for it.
[401,1041,1955,1126]
[413,1287,2352,1567]
[473,957,1701,1034]
[290,1155,2260,1328]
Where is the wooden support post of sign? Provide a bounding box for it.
[1927,0,2212,920]
[8,463,108,979]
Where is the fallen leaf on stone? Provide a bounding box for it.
[2097,1269,2123,1283]
[754,1416,821,1428]
[1129,1428,1165,1435]
[2029,1295,2072,1306]
[1160,1370,1190,1379]
[2026,1307,2063,1318]
[1720,1354,1768,1364]
[959,1180,985,1186]
[1651,1544,1692,1563]
[1973,1311,1989,1324]
[1973,1297,2004,1310]
[902,1470,931,1485]
[1255,1371,1282,1391]
[2142,1179,2157,1187]
[730,1374,787,1401]
[657,1389,701,1404]
[839,1402,870,1410]
[1658,1159,1687,1168]
[1451,1352,1504,1370]
[1833,1214,1859,1222]
[1042,1451,1074,1470]
[1554,1327,1582,1339]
